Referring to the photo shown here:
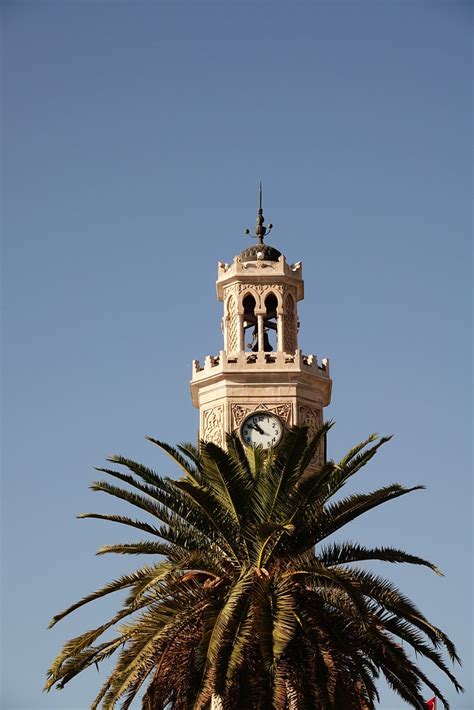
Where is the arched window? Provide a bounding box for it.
[264,293,278,352]
[242,293,257,351]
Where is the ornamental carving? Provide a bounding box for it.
[226,295,238,352]
[248,284,283,295]
[223,283,293,311]
[224,283,296,296]
[298,404,322,435]
[231,402,293,430]
[224,284,284,296]
[284,293,297,353]
[242,261,276,270]
[202,405,224,447]
[298,405,324,465]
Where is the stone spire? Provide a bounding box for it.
[240,184,281,263]
[245,182,273,246]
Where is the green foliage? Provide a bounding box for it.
[46,426,462,709]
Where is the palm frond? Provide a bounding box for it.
[319,541,443,575]
[145,437,200,482]
[47,426,462,709]
[96,541,173,556]
[48,563,173,628]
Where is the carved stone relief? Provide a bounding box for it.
[231,402,293,430]
[241,261,277,270]
[226,295,238,352]
[223,283,291,310]
[249,284,283,295]
[202,405,224,447]
[298,405,324,464]
[298,404,321,433]
[284,293,297,353]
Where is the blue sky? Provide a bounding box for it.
[2,1,472,708]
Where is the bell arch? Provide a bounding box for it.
[263,292,278,352]
[242,293,257,351]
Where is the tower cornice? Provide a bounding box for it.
[216,255,304,301]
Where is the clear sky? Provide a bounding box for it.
[2,1,472,708]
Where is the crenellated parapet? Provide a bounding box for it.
[190,350,331,410]
[192,350,329,377]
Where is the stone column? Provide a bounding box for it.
[277,311,284,352]
[237,314,244,351]
[257,313,264,351]
[222,317,227,351]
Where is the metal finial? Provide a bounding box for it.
[244,183,273,246]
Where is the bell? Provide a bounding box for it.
[250,327,273,352]
[250,326,259,352]
[263,331,273,352]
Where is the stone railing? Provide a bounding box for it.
[192,350,329,377]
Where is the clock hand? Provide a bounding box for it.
[251,422,265,435]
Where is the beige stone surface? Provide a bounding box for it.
[190,252,332,464]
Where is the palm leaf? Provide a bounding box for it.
[46,426,462,708]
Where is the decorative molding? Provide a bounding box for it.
[226,295,238,352]
[298,405,324,464]
[224,283,290,296]
[202,405,224,447]
[223,283,297,312]
[249,284,283,294]
[284,293,297,353]
[242,261,276,270]
[231,402,293,430]
[298,404,322,434]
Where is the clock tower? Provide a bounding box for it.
[190,188,332,466]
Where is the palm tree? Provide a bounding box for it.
[45,425,462,709]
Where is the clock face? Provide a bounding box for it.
[240,411,284,449]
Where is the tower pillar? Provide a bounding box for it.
[237,314,245,351]
[256,312,265,352]
[277,311,284,352]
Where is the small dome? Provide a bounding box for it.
[239,244,282,262]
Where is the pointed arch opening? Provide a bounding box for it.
[263,292,278,352]
[242,293,257,351]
